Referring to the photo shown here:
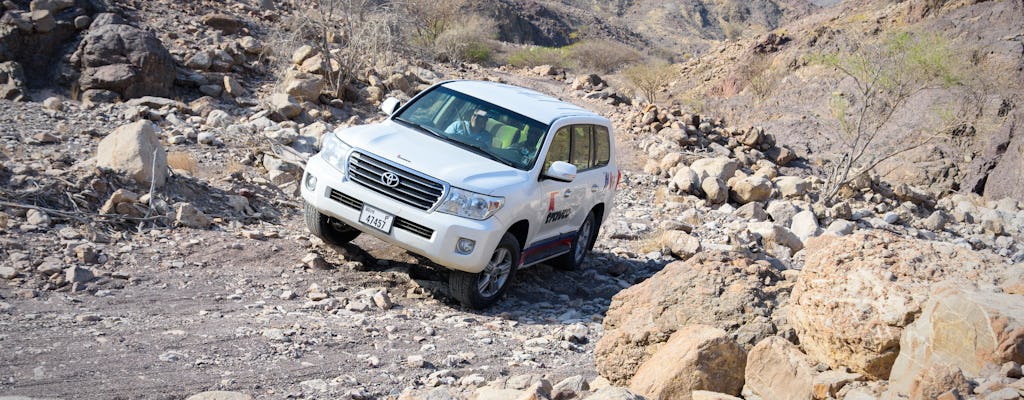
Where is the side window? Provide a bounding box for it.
[543,127,571,171]
[594,125,610,167]
[571,125,593,171]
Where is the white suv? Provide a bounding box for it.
[301,80,619,308]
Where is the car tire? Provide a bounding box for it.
[556,211,597,271]
[449,232,520,309]
[304,201,360,246]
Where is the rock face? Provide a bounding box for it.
[788,232,1010,380]
[629,325,746,400]
[596,251,783,384]
[96,121,168,187]
[73,15,176,99]
[889,282,1024,395]
[962,109,1024,203]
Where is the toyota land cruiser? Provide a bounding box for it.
[301,80,619,308]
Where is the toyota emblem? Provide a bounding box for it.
[380,171,400,188]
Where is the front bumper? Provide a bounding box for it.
[300,155,505,274]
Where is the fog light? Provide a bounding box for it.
[456,238,476,255]
[304,172,317,191]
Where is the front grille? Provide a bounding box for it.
[347,151,445,211]
[329,189,435,240]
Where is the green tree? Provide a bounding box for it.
[814,31,964,204]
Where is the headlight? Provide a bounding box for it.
[438,187,504,220]
[320,133,352,173]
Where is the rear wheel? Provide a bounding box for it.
[304,201,360,246]
[449,233,520,309]
[556,211,596,271]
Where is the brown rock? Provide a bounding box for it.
[766,145,796,166]
[202,13,244,34]
[281,71,324,102]
[743,336,817,400]
[99,189,140,214]
[629,325,746,400]
[890,282,1024,396]
[596,252,782,384]
[789,232,1010,380]
[701,177,728,205]
[904,364,972,400]
[729,176,772,204]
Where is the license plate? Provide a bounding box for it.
[359,204,394,233]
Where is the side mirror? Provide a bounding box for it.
[380,97,401,116]
[543,161,577,182]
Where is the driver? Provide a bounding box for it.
[445,109,488,138]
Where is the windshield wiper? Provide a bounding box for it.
[462,143,512,167]
[395,117,439,137]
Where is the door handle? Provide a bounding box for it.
[563,189,572,198]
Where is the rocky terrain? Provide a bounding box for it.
[2,0,1024,400]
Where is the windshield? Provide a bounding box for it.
[394,86,550,170]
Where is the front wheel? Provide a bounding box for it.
[449,233,520,309]
[304,201,360,246]
[556,211,597,271]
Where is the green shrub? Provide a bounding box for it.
[507,46,570,69]
[565,39,639,74]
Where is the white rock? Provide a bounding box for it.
[206,110,232,128]
[825,219,856,236]
[790,210,820,240]
[42,96,63,111]
[96,120,168,188]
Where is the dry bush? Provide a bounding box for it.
[742,54,779,101]
[567,39,640,74]
[268,0,401,96]
[623,61,678,104]
[432,14,496,64]
[402,0,468,47]
[167,151,198,175]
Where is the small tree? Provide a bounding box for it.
[623,62,677,104]
[814,31,964,204]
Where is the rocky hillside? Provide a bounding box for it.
[2,0,1024,399]
[669,0,1024,202]
[478,0,818,55]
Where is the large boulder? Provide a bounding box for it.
[596,252,783,384]
[629,325,746,400]
[788,232,1011,380]
[690,157,738,182]
[73,15,176,99]
[95,121,168,187]
[888,282,1024,396]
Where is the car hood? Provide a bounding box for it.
[332,120,530,194]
